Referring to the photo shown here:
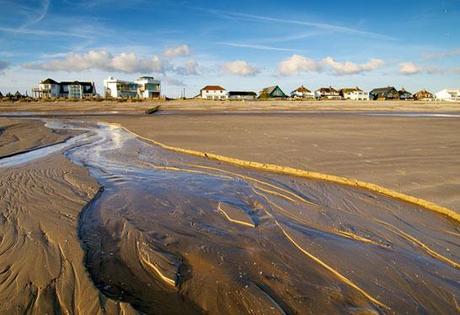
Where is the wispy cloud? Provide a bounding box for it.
[422,48,460,60]
[199,8,395,40]
[19,0,50,29]
[219,42,304,53]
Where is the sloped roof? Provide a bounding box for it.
[340,87,362,93]
[414,89,433,96]
[317,87,338,93]
[370,86,397,94]
[41,78,58,84]
[292,85,311,93]
[398,88,412,95]
[201,85,225,91]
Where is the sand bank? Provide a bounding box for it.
[105,113,460,212]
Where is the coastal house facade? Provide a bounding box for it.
[290,86,314,99]
[228,91,257,100]
[315,87,341,100]
[33,78,96,99]
[413,89,434,101]
[259,86,287,99]
[200,85,228,100]
[339,87,369,101]
[369,87,399,100]
[435,89,460,102]
[104,76,161,99]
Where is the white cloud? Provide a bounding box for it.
[163,44,191,58]
[222,60,259,76]
[323,57,384,75]
[23,50,171,74]
[278,54,384,76]
[175,60,199,75]
[422,48,460,60]
[399,62,422,75]
[399,62,444,75]
[278,54,322,76]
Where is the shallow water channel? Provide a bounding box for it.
[2,119,459,314]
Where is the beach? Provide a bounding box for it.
[1,110,459,314]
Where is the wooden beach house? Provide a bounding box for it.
[258,86,287,99]
[413,89,434,101]
[369,87,399,100]
[290,86,315,99]
[314,87,341,100]
[398,88,413,100]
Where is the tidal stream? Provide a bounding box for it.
[2,119,459,314]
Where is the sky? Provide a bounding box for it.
[0,0,459,97]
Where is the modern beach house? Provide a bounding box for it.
[199,85,228,100]
[339,87,369,101]
[290,86,315,99]
[104,76,161,99]
[33,78,96,99]
[435,89,460,102]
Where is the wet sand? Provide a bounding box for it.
[0,120,137,314]
[0,118,74,158]
[1,115,460,314]
[106,113,460,212]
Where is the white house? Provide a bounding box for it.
[290,86,315,99]
[200,85,228,100]
[340,87,369,101]
[435,89,460,102]
[104,76,161,99]
[33,78,96,99]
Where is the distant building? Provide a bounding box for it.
[339,87,369,101]
[33,78,96,99]
[369,87,399,100]
[435,89,460,102]
[290,86,314,99]
[398,88,413,100]
[200,85,228,100]
[0,91,3,98]
[259,86,287,99]
[104,76,161,99]
[413,89,434,101]
[315,87,341,100]
[228,91,257,100]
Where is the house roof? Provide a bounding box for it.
[340,87,362,93]
[260,86,277,95]
[398,88,412,95]
[292,85,311,93]
[41,78,59,84]
[317,87,338,93]
[414,89,433,95]
[370,87,397,94]
[201,85,225,91]
[228,91,257,96]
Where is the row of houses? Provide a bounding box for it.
[25,77,460,102]
[31,76,161,99]
[198,85,460,101]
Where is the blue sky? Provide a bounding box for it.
[0,0,459,97]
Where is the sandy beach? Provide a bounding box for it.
[106,112,460,212]
[1,99,460,114]
[1,111,459,314]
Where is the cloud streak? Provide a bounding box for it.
[220,42,304,52]
[201,8,395,40]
